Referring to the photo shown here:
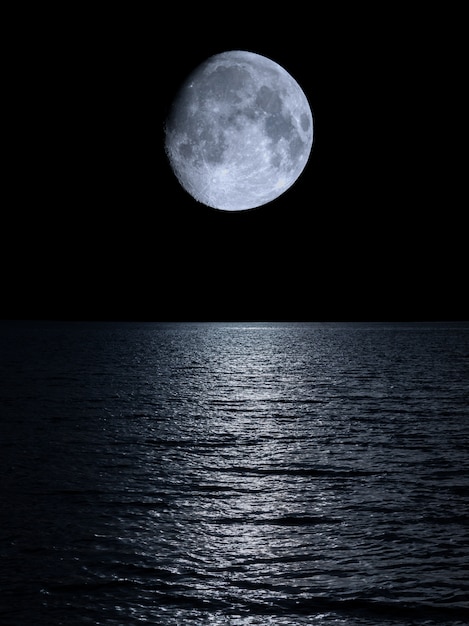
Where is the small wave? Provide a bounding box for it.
[208,514,342,526]
[220,465,376,478]
[260,515,343,526]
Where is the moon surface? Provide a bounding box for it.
[165,50,313,211]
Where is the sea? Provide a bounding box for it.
[0,321,468,626]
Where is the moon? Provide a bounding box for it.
[165,50,313,211]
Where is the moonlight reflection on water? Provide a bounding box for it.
[0,321,468,625]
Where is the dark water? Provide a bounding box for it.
[1,321,468,625]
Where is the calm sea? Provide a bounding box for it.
[0,321,468,625]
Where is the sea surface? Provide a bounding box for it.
[0,321,468,625]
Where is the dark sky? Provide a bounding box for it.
[3,7,466,321]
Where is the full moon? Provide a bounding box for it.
[165,50,313,211]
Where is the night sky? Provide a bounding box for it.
[3,7,465,321]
